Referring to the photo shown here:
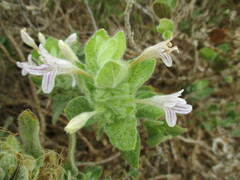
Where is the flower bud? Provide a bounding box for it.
[58,40,78,62]
[20,28,38,50]
[64,112,97,134]
[65,33,77,45]
[38,32,46,46]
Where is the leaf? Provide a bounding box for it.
[127,167,141,179]
[44,37,60,57]
[18,110,44,166]
[137,104,164,120]
[105,116,137,150]
[85,29,109,72]
[95,61,128,88]
[170,0,177,8]
[128,59,156,94]
[30,76,42,87]
[144,120,171,147]
[157,18,174,34]
[97,38,118,65]
[153,0,172,18]
[112,31,126,60]
[144,120,186,147]
[64,96,94,123]
[162,30,173,40]
[15,165,29,180]
[120,134,141,168]
[199,47,219,61]
[136,89,164,120]
[165,124,187,136]
[31,49,40,63]
[52,100,68,124]
[84,166,103,180]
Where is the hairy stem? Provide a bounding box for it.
[67,133,78,175]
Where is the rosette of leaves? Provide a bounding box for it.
[60,29,186,168]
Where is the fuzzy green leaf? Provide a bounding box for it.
[105,116,137,150]
[120,134,140,168]
[97,38,118,65]
[112,31,126,60]
[137,104,164,120]
[44,37,60,57]
[0,151,17,179]
[95,61,128,88]
[157,18,174,34]
[16,165,29,180]
[136,89,164,120]
[162,30,173,40]
[144,120,171,147]
[18,110,44,165]
[52,100,68,125]
[64,96,97,127]
[85,29,109,72]
[144,120,186,147]
[128,59,156,94]
[84,166,103,180]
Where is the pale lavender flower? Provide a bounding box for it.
[137,89,192,127]
[17,44,80,94]
[136,38,179,67]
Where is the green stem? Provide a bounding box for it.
[68,133,78,175]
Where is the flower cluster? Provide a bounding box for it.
[17,28,192,134]
[17,29,87,94]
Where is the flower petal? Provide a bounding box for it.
[159,53,172,67]
[172,104,192,114]
[164,107,177,127]
[16,62,24,68]
[42,71,57,93]
[25,64,53,75]
[38,44,74,67]
[21,69,28,76]
[177,97,187,105]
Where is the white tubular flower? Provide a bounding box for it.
[64,33,77,45]
[38,32,46,46]
[17,44,80,94]
[58,40,79,62]
[64,111,97,134]
[137,89,192,127]
[136,39,179,67]
[16,54,36,76]
[20,28,38,50]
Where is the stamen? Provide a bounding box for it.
[167,42,172,47]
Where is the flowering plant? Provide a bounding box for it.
[17,28,192,168]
